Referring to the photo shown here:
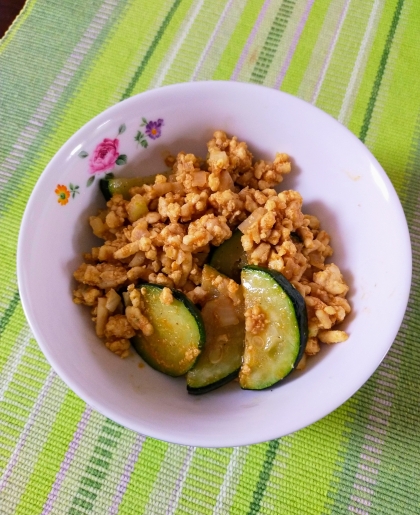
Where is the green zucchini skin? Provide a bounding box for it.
[209,229,247,282]
[99,178,113,201]
[131,284,205,377]
[186,266,245,394]
[100,172,171,201]
[187,369,240,395]
[240,265,308,390]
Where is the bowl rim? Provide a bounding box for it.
[17,81,412,447]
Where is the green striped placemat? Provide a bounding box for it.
[1,0,419,513]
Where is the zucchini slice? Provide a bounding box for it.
[100,171,170,201]
[240,266,307,390]
[209,229,247,282]
[187,266,245,394]
[131,284,205,377]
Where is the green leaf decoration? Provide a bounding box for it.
[75,185,80,190]
[69,183,74,190]
[118,123,126,134]
[140,140,148,149]
[141,117,148,126]
[105,172,114,180]
[86,176,95,187]
[116,154,127,165]
[78,150,88,158]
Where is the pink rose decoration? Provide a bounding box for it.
[89,138,119,173]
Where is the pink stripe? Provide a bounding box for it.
[311,0,352,104]
[107,434,146,515]
[274,0,315,88]
[230,0,273,80]
[41,406,93,515]
[0,371,56,492]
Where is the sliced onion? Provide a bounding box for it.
[127,195,149,223]
[213,296,239,327]
[152,182,173,196]
[96,297,109,337]
[105,289,121,312]
[171,182,185,194]
[219,170,235,192]
[128,251,146,268]
[192,171,208,187]
[122,292,132,307]
[238,207,267,233]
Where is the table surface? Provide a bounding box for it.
[1,1,420,514]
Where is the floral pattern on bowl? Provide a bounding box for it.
[55,117,164,204]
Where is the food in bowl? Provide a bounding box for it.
[72,130,351,393]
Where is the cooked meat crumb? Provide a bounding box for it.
[73,130,350,364]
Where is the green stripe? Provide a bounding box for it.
[212,0,266,80]
[250,0,296,85]
[230,443,271,514]
[327,377,394,513]
[359,0,404,142]
[13,393,86,515]
[0,292,20,337]
[280,0,333,94]
[247,440,279,515]
[0,0,106,158]
[68,419,123,514]
[0,0,130,218]
[174,448,233,514]
[117,438,168,514]
[121,0,183,100]
[192,0,247,82]
[134,0,196,92]
[362,0,420,193]
[315,0,378,118]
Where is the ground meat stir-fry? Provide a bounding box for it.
[73,131,350,365]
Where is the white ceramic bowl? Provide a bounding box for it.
[17,82,411,447]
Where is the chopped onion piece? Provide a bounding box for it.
[105,289,121,312]
[127,195,148,222]
[96,297,109,337]
[213,296,239,327]
[219,170,235,192]
[192,171,208,187]
[122,292,132,307]
[171,182,185,194]
[152,182,173,196]
[238,207,267,233]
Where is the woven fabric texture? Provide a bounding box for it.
[0,0,419,513]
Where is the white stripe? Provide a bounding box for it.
[358,463,378,475]
[348,506,369,515]
[0,0,117,190]
[165,447,196,515]
[359,454,381,465]
[190,0,236,81]
[0,326,32,403]
[0,369,56,492]
[107,434,146,515]
[338,0,382,123]
[353,484,374,495]
[351,497,372,509]
[355,473,377,485]
[311,0,352,105]
[213,447,249,515]
[367,413,389,425]
[362,444,382,455]
[152,0,207,88]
